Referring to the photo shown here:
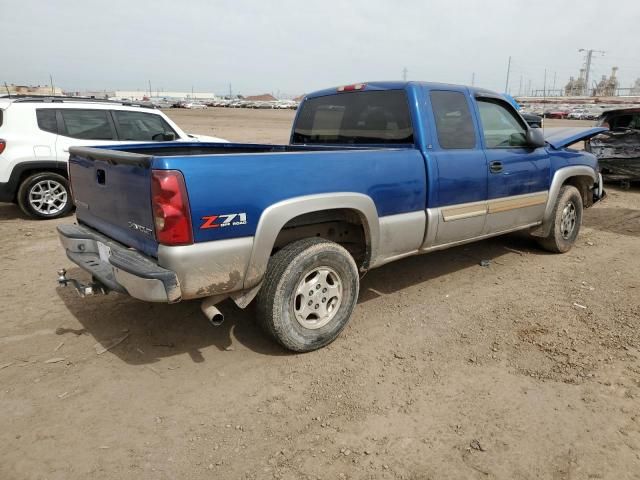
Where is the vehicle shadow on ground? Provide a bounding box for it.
[56,269,288,364]
[0,203,29,220]
[56,233,546,364]
[358,232,546,303]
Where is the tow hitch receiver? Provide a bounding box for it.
[57,268,109,297]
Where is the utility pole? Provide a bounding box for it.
[543,68,547,98]
[229,83,232,99]
[504,56,512,93]
[148,80,152,99]
[518,75,523,96]
[49,74,54,95]
[552,71,557,95]
[471,72,475,87]
[402,67,408,82]
[578,49,605,96]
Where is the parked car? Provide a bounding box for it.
[0,96,227,219]
[56,81,606,352]
[588,107,640,183]
[544,109,570,119]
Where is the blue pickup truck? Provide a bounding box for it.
[57,81,606,351]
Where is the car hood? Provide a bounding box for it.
[544,127,608,149]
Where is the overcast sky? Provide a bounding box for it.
[2,0,640,97]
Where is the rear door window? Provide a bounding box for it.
[36,109,58,134]
[430,91,476,149]
[292,90,413,144]
[59,109,116,140]
[477,99,527,148]
[112,110,178,141]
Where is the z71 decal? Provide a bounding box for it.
[200,213,248,229]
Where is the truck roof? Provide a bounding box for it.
[304,81,498,100]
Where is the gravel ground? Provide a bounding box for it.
[0,110,638,480]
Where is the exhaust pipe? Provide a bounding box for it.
[201,295,226,326]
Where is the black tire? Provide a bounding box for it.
[537,185,583,253]
[256,238,360,352]
[17,172,73,220]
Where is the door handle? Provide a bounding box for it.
[489,161,503,173]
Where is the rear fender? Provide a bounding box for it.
[243,193,379,289]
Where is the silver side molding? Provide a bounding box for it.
[158,237,254,300]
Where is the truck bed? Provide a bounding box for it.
[68,142,426,258]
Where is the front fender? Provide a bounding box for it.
[242,192,380,289]
[531,165,597,237]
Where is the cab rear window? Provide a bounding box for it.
[292,90,414,145]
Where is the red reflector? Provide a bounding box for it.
[337,83,365,92]
[151,169,193,246]
[0,139,5,155]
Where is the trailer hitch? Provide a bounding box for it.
[57,269,109,297]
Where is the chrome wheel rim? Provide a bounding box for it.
[293,266,343,330]
[29,180,67,215]
[560,202,577,239]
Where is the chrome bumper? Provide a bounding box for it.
[57,224,181,303]
[594,173,606,203]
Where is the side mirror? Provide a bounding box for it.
[152,132,176,141]
[525,127,545,148]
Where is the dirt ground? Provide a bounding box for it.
[1,109,639,480]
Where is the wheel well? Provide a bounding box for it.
[11,166,67,202]
[273,209,370,270]
[563,175,594,208]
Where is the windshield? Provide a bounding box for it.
[292,90,414,145]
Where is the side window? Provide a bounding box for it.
[36,109,58,134]
[477,100,527,148]
[113,111,177,141]
[430,91,476,149]
[60,109,115,140]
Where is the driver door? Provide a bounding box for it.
[476,97,550,233]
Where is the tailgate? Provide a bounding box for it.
[68,146,158,257]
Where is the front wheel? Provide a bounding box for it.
[17,172,73,220]
[256,238,360,352]
[537,185,583,253]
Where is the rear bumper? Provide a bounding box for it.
[57,224,181,303]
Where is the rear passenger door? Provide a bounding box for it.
[427,89,488,245]
[475,97,550,233]
[54,109,119,161]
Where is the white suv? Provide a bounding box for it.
[0,97,226,219]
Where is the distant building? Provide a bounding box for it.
[631,78,640,96]
[244,93,277,102]
[3,84,63,96]
[594,67,619,97]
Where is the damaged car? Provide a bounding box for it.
[588,107,640,184]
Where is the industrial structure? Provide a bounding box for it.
[2,84,63,96]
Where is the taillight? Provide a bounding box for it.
[151,169,193,245]
[0,139,6,155]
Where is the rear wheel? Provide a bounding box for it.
[17,172,73,219]
[537,185,583,253]
[256,238,360,352]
